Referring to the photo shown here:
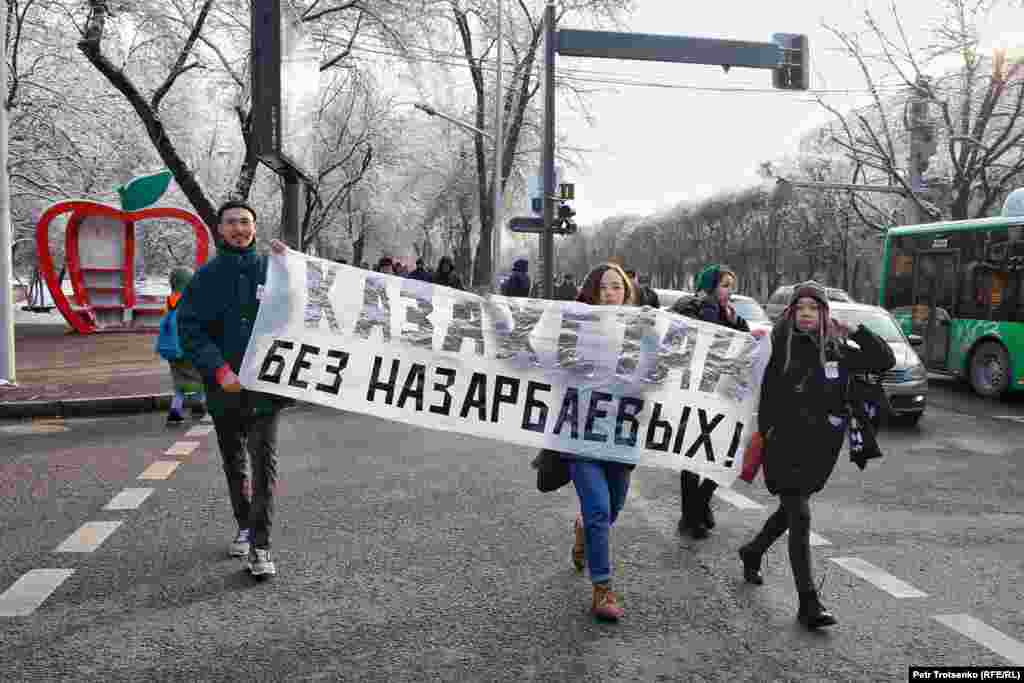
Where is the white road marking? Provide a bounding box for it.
[0,569,75,617]
[933,614,1024,666]
[165,441,199,456]
[138,461,179,480]
[809,531,831,546]
[714,487,765,510]
[993,415,1024,423]
[829,557,927,598]
[185,425,214,438]
[54,521,123,553]
[102,488,154,511]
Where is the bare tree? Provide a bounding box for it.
[820,0,1024,224]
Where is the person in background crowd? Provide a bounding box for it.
[433,255,464,290]
[556,273,578,301]
[377,256,395,275]
[738,281,894,629]
[626,269,660,308]
[562,262,639,621]
[177,200,295,579]
[158,267,206,426]
[359,261,369,270]
[501,258,531,297]
[670,264,748,539]
[409,258,433,282]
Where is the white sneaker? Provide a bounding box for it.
[248,548,276,577]
[228,528,251,557]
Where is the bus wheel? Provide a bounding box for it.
[969,341,1010,398]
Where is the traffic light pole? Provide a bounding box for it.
[541,0,556,300]
[535,25,806,297]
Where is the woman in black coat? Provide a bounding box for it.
[670,264,750,539]
[738,281,895,630]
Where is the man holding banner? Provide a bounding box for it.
[178,200,294,579]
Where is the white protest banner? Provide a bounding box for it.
[239,250,771,485]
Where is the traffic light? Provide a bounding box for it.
[557,202,577,234]
[772,34,809,91]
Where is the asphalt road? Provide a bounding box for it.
[0,379,1022,682]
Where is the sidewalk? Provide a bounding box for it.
[1,308,173,419]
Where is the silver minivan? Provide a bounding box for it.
[828,302,928,426]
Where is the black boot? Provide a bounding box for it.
[677,471,692,535]
[679,471,708,538]
[700,481,718,529]
[797,590,837,630]
[738,544,764,585]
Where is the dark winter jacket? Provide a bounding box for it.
[758,324,894,496]
[502,259,531,297]
[177,241,292,418]
[671,293,750,333]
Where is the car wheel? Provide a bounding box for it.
[969,341,1011,398]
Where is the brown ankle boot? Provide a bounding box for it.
[591,583,624,621]
[572,514,585,573]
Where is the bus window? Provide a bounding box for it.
[886,236,914,308]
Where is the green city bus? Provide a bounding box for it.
[880,215,1024,397]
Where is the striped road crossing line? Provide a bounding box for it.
[54,521,123,553]
[164,441,200,456]
[0,569,75,617]
[933,614,1024,666]
[714,487,765,510]
[829,557,928,598]
[185,425,215,438]
[138,461,179,480]
[102,488,154,511]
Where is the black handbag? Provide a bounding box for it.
[532,449,571,492]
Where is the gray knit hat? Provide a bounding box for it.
[780,280,831,372]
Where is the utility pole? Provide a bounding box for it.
[541,0,556,300]
[0,1,14,385]
[491,0,504,293]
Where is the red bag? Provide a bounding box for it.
[739,431,764,483]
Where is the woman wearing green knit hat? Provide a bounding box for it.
[669,264,749,538]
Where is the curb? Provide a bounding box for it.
[0,393,173,420]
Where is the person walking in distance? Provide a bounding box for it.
[433,255,464,290]
[563,262,639,621]
[670,265,748,539]
[177,200,294,579]
[157,266,207,426]
[737,281,894,629]
[501,258,531,297]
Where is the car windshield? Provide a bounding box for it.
[831,310,905,343]
[731,298,771,322]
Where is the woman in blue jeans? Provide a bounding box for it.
[565,262,638,621]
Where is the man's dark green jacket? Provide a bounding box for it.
[177,241,287,417]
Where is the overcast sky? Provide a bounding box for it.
[550,0,1024,224]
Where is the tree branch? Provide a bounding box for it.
[151,0,213,111]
